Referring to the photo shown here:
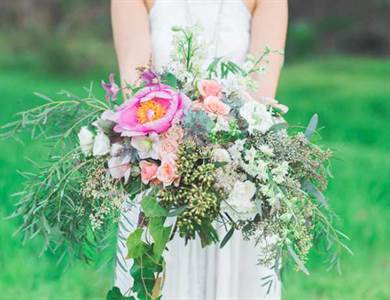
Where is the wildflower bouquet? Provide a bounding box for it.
[3,27,350,299]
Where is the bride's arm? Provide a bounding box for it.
[111,0,151,93]
[250,0,288,99]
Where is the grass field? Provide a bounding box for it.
[0,57,389,300]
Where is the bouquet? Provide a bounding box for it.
[3,27,350,299]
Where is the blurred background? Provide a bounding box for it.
[0,1,389,299]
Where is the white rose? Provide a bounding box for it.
[78,126,94,156]
[239,101,274,134]
[212,148,231,164]
[93,131,110,156]
[224,180,257,221]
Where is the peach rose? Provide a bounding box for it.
[203,96,230,116]
[139,160,158,184]
[164,125,184,142]
[159,137,179,159]
[191,100,204,112]
[157,159,178,186]
[198,80,222,98]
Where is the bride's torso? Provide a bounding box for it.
[149,0,252,70]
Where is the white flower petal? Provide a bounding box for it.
[93,131,110,156]
[78,127,94,156]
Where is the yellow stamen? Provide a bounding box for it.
[136,100,167,124]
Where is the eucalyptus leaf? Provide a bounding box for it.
[304,114,318,140]
[254,198,263,218]
[167,205,188,217]
[302,179,328,208]
[220,227,235,248]
[287,245,310,275]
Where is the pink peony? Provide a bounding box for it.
[113,84,190,137]
[157,158,178,187]
[139,160,158,184]
[203,96,230,116]
[198,80,222,98]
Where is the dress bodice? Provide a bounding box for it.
[150,0,251,70]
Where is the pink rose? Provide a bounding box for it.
[157,159,178,187]
[112,84,190,137]
[203,96,230,116]
[198,80,222,98]
[139,160,158,184]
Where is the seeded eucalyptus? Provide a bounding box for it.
[159,141,223,243]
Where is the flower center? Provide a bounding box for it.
[136,100,167,124]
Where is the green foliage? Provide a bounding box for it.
[161,72,178,89]
[126,229,148,260]
[106,287,135,300]
[126,196,171,299]
[148,217,172,257]
[141,196,168,218]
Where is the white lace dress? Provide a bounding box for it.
[114,1,282,299]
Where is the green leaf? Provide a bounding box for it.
[220,227,235,248]
[304,114,318,140]
[106,287,135,300]
[199,221,219,248]
[126,228,148,259]
[161,72,178,89]
[167,205,188,217]
[149,217,172,257]
[141,196,168,218]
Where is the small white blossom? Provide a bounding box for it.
[272,161,289,184]
[244,147,258,162]
[259,144,274,157]
[212,148,231,163]
[240,101,274,134]
[78,126,94,156]
[228,144,243,162]
[93,131,110,156]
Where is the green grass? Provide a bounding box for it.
[0,57,389,299]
